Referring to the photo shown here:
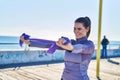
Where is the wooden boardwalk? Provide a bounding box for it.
[0,58,120,80]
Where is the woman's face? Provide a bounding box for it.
[74,22,89,39]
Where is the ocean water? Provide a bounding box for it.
[0,36,120,51]
[0,36,21,51]
[0,36,46,51]
[94,41,120,49]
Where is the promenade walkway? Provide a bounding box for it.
[0,58,120,80]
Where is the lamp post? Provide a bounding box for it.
[96,0,103,79]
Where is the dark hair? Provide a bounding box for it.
[75,16,91,38]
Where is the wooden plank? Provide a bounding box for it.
[0,58,120,80]
[21,66,63,80]
[0,72,17,80]
[1,70,33,80]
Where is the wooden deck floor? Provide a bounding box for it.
[0,58,120,80]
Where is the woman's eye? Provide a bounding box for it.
[74,28,81,31]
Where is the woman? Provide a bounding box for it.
[20,16,94,80]
[56,17,94,80]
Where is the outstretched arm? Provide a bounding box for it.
[20,36,55,48]
[20,35,71,54]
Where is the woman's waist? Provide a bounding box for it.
[64,61,88,71]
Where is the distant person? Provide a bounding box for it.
[101,35,109,58]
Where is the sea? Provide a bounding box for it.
[0,36,120,51]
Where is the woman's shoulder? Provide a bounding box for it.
[88,40,94,43]
[87,40,95,46]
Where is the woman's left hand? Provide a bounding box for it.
[56,38,73,51]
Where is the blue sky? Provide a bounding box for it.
[0,0,120,41]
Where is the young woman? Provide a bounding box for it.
[57,17,95,80]
[20,16,94,80]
